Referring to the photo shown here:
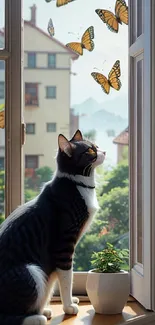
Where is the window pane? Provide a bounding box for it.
[136,59,143,264]
[26,123,35,134]
[48,54,56,68]
[0,60,5,222]
[46,86,56,98]
[25,155,38,169]
[137,0,144,38]
[47,123,56,132]
[25,83,38,106]
[28,53,36,68]
[0,0,5,49]
[23,1,129,272]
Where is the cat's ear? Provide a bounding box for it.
[71,129,83,142]
[58,134,73,157]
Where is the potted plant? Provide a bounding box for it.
[86,242,130,315]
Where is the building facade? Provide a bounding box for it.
[0,5,78,173]
[113,127,129,163]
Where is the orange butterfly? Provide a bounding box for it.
[45,0,75,7]
[66,26,94,56]
[0,110,5,129]
[96,0,128,33]
[91,60,121,94]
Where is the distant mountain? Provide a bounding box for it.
[73,98,101,116]
[72,97,128,167]
[73,96,128,119]
[101,94,128,119]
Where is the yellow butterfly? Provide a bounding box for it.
[95,0,128,33]
[45,0,75,7]
[66,26,94,56]
[91,60,121,94]
[0,110,5,129]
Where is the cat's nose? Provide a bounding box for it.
[103,151,106,155]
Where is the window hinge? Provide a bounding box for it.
[21,122,26,146]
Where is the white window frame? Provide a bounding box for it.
[129,0,155,311]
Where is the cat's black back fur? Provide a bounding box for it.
[0,177,89,275]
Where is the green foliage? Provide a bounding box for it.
[25,166,53,192]
[35,166,53,184]
[97,186,129,235]
[91,242,129,273]
[100,160,128,195]
[25,189,39,203]
[83,129,96,142]
[75,158,129,271]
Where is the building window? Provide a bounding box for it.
[0,61,5,69]
[0,157,4,170]
[25,155,38,169]
[48,54,56,68]
[46,86,56,99]
[46,123,56,132]
[26,123,35,134]
[0,82,4,99]
[25,83,38,106]
[28,52,36,68]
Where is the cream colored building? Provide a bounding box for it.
[0,5,78,172]
[24,5,78,172]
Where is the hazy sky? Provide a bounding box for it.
[0,0,128,106]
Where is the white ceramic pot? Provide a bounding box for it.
[86,269,130,314]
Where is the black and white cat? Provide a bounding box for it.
[0,130,105,325]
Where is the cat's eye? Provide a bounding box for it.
[87,148,96,155]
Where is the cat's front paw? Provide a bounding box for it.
[43,308,53,319]
[63,303,79,315]
[72,297,79,304]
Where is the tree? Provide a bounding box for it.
[83,129,96,141]
[100,160,128,195]
[74,159,129,271]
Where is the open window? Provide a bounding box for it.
[2,0,155,313]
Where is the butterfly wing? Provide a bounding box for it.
[0,110,5,129]
[56,0,75,7]
[95,9,118,33]
[115,0,128,25]
[91,72,110,94]
[81,26,94,52]
[108,60,121,91]
[66,42,83,55]
[47,18,55,37]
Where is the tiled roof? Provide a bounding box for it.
[113,127,129,145]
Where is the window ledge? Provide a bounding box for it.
[47,301,155,325]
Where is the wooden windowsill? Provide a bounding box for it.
[47,301,155,325]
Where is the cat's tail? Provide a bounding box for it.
[0,314,25,325]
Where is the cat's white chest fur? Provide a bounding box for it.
[77,186,99,238]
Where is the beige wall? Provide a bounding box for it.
[23,24,72,171]
[117,144,128,164]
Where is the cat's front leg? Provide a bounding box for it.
[56,268,79,315]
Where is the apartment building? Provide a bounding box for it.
[0,5,78,172]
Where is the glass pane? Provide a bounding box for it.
[136,59,143,264]
[137,0,144,38]
[0,0,5,49]
[0,60,5,222]
[23,1,129,272]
